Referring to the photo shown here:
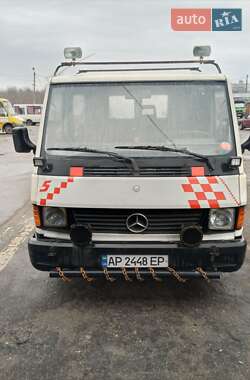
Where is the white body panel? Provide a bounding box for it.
[51,71,227,84]
[33,174,242,209]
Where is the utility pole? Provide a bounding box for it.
[32,67,36,104]
[245,74,249,93]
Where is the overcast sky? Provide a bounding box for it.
[0,0,249,89]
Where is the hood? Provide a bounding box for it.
[33,174,243,209]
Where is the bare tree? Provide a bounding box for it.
[0,87,45,104]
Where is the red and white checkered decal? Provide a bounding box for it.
[39,177,74,206]
[37,175,240,209]
[181,176,238,209]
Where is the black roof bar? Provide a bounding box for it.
[78,67,202,74]
[54,59,222,76]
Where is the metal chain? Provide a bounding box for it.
[56,267,71,283]
[134,267,144,281]
[56,266,209,283]
[195,267,210,282]
[149,267,162,282]
[80,267,94,282]
[167,267,186,283]
[122,267,133,282]
[103,268,116,282]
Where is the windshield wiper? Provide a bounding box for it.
[115,145,214,170]
[47,147,140,175]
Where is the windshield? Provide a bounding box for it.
[3,100,15,116]
[44,81,235,157]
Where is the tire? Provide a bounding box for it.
[26,119,33,126]
[3,124,13,134]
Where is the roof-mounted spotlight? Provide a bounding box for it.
[64,47,82,61]
[193,46,211,61]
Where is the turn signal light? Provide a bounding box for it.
[32,205,41,227]
[70,167,84,177]
[236,207,245,230]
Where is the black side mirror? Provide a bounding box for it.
[12,127,36,154]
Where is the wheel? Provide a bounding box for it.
[26,119,33,126]
[3,124,13,134]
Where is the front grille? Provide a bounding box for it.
[83,167,191,177]
[71,208,207,234]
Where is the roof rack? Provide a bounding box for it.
[54,59,222,76]
[77,67,202,74]
[54,46,221,76]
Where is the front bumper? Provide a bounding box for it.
[28,235,247,277]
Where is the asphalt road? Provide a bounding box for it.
[0,127,37,226]
[1,127,250,380]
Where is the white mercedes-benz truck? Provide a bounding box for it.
[12,46,249,282]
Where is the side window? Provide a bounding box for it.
[27,106,34,114]
[70,94,86,140]
[142,95,168,118]
[34,106,42,114]
[215,87,231,141]
[186,85,212,134]
[0,102,5,116]
[0,102,7,116]
[72,95,85,118]
[109,96,135,119]
[27,106,41,114]
[14,106,25,115]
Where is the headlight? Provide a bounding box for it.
[42,207,67,227]
[209,208,235,230]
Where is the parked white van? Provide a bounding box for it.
[14,104,42,126]
[12,46,249,282]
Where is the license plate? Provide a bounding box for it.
[101,255,168,268]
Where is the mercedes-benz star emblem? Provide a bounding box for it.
[133,185,140,192]
[126,213,148,233]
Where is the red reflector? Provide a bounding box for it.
[191,167,205,176]
[70,167,84,177]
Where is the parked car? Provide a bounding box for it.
[14,104,43,126]
[0,98,24,133]
[239,116,250,130]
